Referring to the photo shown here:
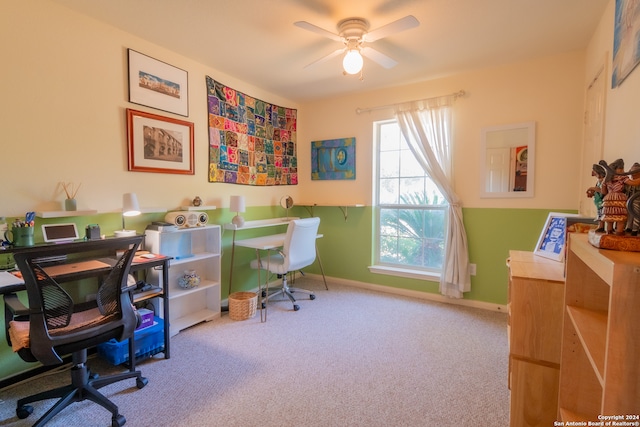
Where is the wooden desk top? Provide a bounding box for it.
[508,250,565,282]
[43,260,111,277]
[0,251,170,294]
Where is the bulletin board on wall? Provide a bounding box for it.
[206,76,298,185]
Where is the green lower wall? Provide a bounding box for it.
[224,206,577,306]
[0,205,576,382]
[463,207,576,303]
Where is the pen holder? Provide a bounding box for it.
[5,227,35,247]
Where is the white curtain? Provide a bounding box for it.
[394,96,471,298]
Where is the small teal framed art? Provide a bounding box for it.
[311,137,355,180]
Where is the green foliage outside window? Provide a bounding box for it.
[379,192,446,270]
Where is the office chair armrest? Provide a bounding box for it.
[3,293,30,316]
[123,283,138,294]
[4,293,31,349]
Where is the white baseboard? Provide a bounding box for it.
[303,273,508,313]
[223,273,508,314]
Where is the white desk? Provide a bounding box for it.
[235,234,286,322]
[223,217,300,231]
[235,233,324,250]
[227,218,327,322]
[226,218,295,296]
[235,233,287,250]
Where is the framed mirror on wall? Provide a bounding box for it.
[480,121,536,198]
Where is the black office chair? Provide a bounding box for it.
[4,236,147,427]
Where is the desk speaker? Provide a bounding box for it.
[165,211,208,228]
[197,212,209,226]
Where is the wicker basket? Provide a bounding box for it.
[228,292,258,321]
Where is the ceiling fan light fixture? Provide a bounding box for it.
[343,49,363,75]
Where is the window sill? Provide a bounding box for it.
[368,265,440,281]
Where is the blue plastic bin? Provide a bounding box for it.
[97,316,165,365]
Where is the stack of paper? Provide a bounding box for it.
[0,270,23,289]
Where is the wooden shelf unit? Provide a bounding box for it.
[507,250,565,427]
[558,233,640,421]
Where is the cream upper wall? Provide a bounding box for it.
[587,0,640,165]
[298,1,639,211]
[298,51,586,209]
[1,1,302,218]
[3,1,628,217]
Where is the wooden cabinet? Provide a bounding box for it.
[558,233,640,421]
[145,225,221,336]
[508,250,565,427]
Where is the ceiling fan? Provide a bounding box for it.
[294,15,419,76]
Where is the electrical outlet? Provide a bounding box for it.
[469,263,477,276]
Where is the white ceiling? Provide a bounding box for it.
[51,0,608,103]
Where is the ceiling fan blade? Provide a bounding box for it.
[361,47,398,69]
[294,21,343,42]
[363,15,419,42]
[303,47,346,69]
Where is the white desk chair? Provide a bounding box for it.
[250,217,320,311]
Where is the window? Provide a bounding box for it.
[372,120,448,277]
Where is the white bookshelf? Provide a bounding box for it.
[144,225,221,336]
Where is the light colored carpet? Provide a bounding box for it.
[0,278,509,426]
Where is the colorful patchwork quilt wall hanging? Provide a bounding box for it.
[206,76,298,185]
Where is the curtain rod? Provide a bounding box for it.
[355,90,466,114]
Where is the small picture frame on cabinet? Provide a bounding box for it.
[534,212,578,261]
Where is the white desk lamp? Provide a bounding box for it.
[230,195,246,228]
[114,193,141,237]
[280,195,293,219]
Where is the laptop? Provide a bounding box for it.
[41,223,80,243]
[43,260,111,276]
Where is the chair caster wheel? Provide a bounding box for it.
[137,376,148,389]
[261,302,266,309]
[17,405,33,419]
[112,414,126,427]
[310,294,316,300]
[293,304,300,311]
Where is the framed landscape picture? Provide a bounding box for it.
[128,49,189,116]
[126,108,194,175]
